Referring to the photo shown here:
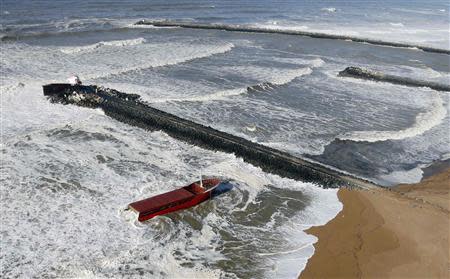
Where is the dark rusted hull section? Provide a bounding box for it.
[43,84,378,189]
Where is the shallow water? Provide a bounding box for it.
[1,1,449,278]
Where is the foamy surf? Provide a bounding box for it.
[90,42,235,80]
[145,66,312,103]
[128,23,180,29]
[147,87,246,103]
[338,91,447,142]
[60,38,147,54]
[389,22,405,27]
[3,2,450,277]
[1,114,341,278]
[237,22,449,51]
[271,67,313,85]
[376,166,424,185]
[321,7,337,13]
[223,65,314,86]
[2,41,235,82]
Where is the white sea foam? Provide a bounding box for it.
[278,187,341,278]
[271,67,313,85]
[1,111,341,278]
[2,41,235,83]
[321,7,337,13]
[273,57,325,68]
[442,153,450,161]
[378,65,450,83]
[252,23,360,36]
[1,82,100,141]
[148,87,246,103]
[3,8,448,279]
[60,38,147,54]
[338,91,447,142]
[376,166,424,185]
[225,65,313,86]
[391,7,445,16]
[200,159,342,278]
[310,58,325,68]
[91,42,235,79]
[252,22,449,49]
[145,66,312,104]
[1,58,341,278]
[254,23,311,32]
[128,23,179,29]
[389,22,405,27]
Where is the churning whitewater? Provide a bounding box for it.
[1,1,449,278]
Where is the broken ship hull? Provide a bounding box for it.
[129,179,231,222]
[43,83,378,189]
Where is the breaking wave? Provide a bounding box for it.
[148,87,246,103]
[147,66,313,103]
[2,41,235,82]
[270,67,313,85]
[139,20,450,54]
[247,82,276,92]
[338,91,447,142]
[321,7,337,13]
[389,22,405,27]
[60,38,147,54]
[1,18,136,42]
[91,42,235,79]
[223,65,315,87]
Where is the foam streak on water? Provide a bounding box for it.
[1,108,341,278]
[1,1,449,277]
[338,90,447,142]
[0,30,342,278]
[60,38,147,54]
[145,66,314,103]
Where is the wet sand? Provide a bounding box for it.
[300,167,449,279]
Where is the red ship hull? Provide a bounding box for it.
[128,178,229,222]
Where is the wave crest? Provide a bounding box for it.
[148,88,246,103]
[271,67,313,85]
[338,91,447,142]
[149,66,313,103]
[140,20,450,54]
[60,38,147,54]
[321,7,337,13]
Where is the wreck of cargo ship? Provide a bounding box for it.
[128,178,233,222]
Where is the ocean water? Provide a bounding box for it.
[1,1,449,278]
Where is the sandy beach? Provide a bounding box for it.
[3,2,449,277]
[300,167,449,279]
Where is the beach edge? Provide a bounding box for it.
[299,166,450,279]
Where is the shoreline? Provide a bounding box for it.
[420,158,450,180]
[299,166,449,279]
